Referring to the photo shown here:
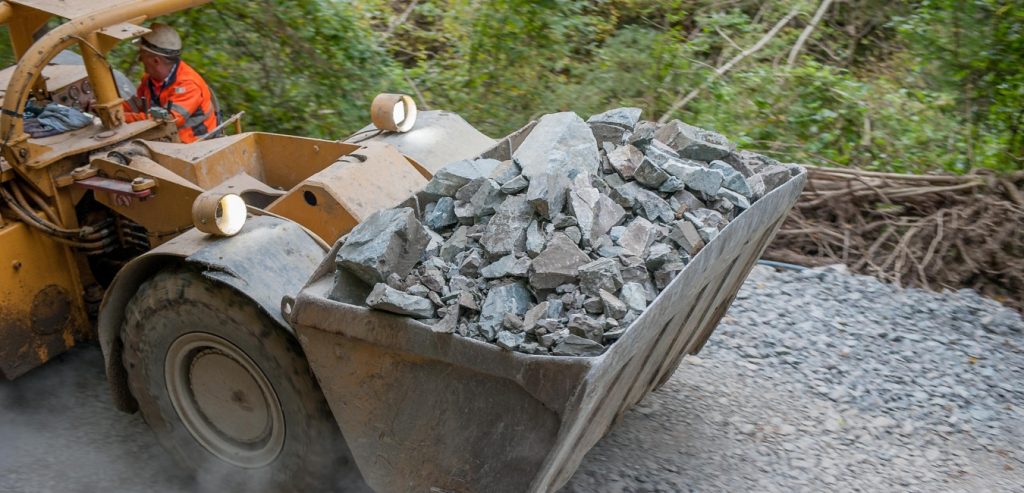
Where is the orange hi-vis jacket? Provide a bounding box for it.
[123,60,218,143]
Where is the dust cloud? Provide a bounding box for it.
[0,342,368,492]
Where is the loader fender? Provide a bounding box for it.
[98,215,327,413]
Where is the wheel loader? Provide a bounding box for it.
[0,1,806,492]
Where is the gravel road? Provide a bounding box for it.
[2,265,1022,492]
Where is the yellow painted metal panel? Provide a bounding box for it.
[0,220,90,379]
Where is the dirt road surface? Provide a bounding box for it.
[2,266,1022,492]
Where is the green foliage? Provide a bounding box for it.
[896,0,1024,170]
[109,0,401,138]
[2,0,1020,172]
[0,27,12,68]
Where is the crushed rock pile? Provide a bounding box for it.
[331,108,801,356]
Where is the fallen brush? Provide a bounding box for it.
[766,166,1024,311]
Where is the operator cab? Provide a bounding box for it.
[0,2,184,170]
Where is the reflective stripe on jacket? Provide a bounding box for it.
[123,60,218,143]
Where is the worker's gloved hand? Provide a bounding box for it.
[148,107,171,120]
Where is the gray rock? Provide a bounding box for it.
[502,313,524,331]
[608,179,642,209]
[634,158,670,189]
[631,187,675,223]
[760,164,793,193]
[489,159,521,185]
[628,120,658,150]
[526,220,546,257]
[583,297,604,314]
[439,226,469,263]
[645,242,676,270]
[420,268,447,293]
[496,330,526,350]
[589,123,630,147]
[617,217,657,257]
[599,289,628,319]
[478,282,533,340]
[746,174,767,200]
[366,283,435,319]
[530,232,591,290]
[591,195,627,240]
[432,305,459,333]
[523,301,562,333]
[710,160,753,197]
[553,334,606,356]
[385,272,405,290]
[653,261,685,289]
[406,284,431,298]
[568,313,605,342]
[423,228,445,259]
[669,220,705,255]
[723,149,777,177]
[552,213,577,229]
[578,258,625,297]
[500,174,529,194]
[453,200,476,225]
[602,327,625,343]
[468,178,504,217]
[618,256,650,285]
[642,140,681,167]
[481,254,531,279]
[422,158,502,199]
[588,107,643,129]
[480,196,534,258]
[661,160,725,197]
[686,208,727,229]
[567,178,599,240]
[457,290,479,311]
[337,207,430,285]
[564,226,583,245]
[670,190,706,216]
[658,176,685,193]
[458,250,482,277]
[526,173,570,220]
[619,282,648,312]
[594,236,624,258]
[539,328,567,348]
[514,112,601,179]
[567,177,626,246]
[718,188,751,210]
[698,225,719,243]
[454,177,487,202]
[424,197,458,230]
[607,145,644,180]
[654,120,736,161]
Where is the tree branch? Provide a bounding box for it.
[787,0,834,67]
[658,9,800,123]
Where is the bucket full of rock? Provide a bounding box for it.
[287,109,807,493]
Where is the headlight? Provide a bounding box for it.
[192,192,247,236]
[370,93,417,132]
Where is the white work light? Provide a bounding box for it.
[192,192,247,236]
[371,93,418,132]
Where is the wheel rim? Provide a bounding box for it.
[165,332,286,468]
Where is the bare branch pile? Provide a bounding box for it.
[765,166,1024,310]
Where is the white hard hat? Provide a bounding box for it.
[139,23,182,57]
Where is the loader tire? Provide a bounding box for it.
[121,267,363,492]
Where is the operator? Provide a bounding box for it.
[122,23,218,143]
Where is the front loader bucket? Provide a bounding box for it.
[288,167,805,492]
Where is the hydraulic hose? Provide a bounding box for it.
[0,184,112,244]
[11,181,59,224]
